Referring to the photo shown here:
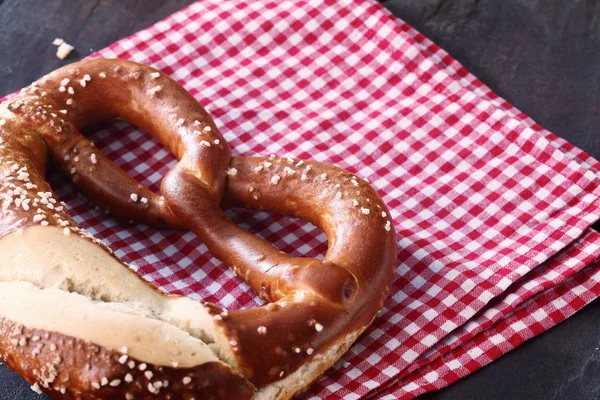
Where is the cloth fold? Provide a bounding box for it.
[27,0,600,398]
[373,229,600,398]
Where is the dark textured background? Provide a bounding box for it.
[1,0,600,399]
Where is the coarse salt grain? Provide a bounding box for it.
[284,166,296,176]
[31,383,42,394]
[147,86,162,95]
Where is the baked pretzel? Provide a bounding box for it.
[0,59,397,399]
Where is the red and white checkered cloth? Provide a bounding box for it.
[19,0,600,398]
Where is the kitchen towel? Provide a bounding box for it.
[13,0,600,398]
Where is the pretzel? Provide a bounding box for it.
[0,59,397,399]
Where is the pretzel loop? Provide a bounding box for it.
[0,59,397,399]
[8,60,228,229]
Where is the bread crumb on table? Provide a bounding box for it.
[53,38,74,60]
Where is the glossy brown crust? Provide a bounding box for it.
[0,59,398,398]
[0,318,255,399]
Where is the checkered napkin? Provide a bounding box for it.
[20,0,600,398]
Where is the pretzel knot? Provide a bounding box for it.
[0,59,397,399]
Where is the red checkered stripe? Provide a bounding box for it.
[384,5,600,177]
[371,3,600,397]
[399,229,600,380]
[372,228,600,397]
[378,254,600,399]
[377,15,600,193]
[18,0,600,398]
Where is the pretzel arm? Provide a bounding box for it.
[54,128,183,228]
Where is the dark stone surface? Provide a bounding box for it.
[0,0,196,96]
[0,0,599,399]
